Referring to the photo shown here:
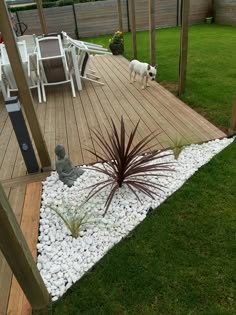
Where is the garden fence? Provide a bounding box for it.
[13,0,210,38]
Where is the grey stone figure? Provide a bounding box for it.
[55,144,84,187]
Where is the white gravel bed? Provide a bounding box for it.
[37,137,234,301]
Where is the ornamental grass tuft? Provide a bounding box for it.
[86,117,174,215]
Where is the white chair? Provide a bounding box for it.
[0,40,42,103]
[61,31,111,89]
[35,35,76,102]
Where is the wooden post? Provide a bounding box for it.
[0,184,50,311]
[117,0,123,32]
[228,96,236,136]
[177,0,182,26]
[36,0,48,35]
[129,0,137,59]
[178,0,189,96]
[149,0,155,66]
[0,1,51,169]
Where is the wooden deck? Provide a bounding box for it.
[0,54,225,183]
[0,54,225,315]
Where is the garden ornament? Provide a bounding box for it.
[55,144,84,187]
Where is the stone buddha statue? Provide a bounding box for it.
[55,144,84,187]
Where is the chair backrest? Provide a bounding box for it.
[0,40,28,65]
[17,35,36,54]
[0,41,29,89]
[61,31,111,55]
[36,35,68,83]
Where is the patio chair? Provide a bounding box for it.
[0,40,42,103]
[35,35,76,102]
[61,31,111,89]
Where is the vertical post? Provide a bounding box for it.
[15,11,23,36]
[178,0,189,96]
[149,0,155,66]
[126,0,130,32]
[129,0,137,59]
[35,0,48,35]
[117,0,123,32]
[0,1,51,169]
[177,0,182,26]
[228,96,236,136]
[0,184,50,311]
[72,2,79,39]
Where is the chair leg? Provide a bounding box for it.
[81,76,104,86]
[7,86,11,98]
[41,81,46,103]
[37,82,42,104]
[70,74,76,97]
[0,81,7,100]
[86,73,101,80]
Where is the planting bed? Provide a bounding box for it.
[37,137,234,301]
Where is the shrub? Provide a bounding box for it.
[86,117,174,215]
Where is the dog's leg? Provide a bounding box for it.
[141,76,145,89]
[129,70,133,84]
[133,72,137,82]
[146,76,150,87]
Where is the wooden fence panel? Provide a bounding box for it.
[75,0,121,37]
[189,0,209,24]
[15,0,211,38]
[215,0,236,26]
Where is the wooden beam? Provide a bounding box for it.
[149,0,156,66]
[129,0,137,59]
[0,1,51,169]
[228,96,236,136]
[0,183,50,311]
[178,0,189,96]
[36,0,48,35]
[117,0,123,33]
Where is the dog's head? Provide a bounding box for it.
[147,64,158,80]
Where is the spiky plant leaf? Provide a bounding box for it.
[86,117,174,215]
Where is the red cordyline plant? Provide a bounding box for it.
[86,117,174,216]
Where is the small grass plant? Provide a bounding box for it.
[171,136,188,160]
[49,200,94,238]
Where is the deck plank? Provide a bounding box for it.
[55,86,69,163]
[7,182,42,315]
[63,86,83,166]
[0,185,26,315]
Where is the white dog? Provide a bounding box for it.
[129,60,158,89]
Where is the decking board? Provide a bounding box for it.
[7,182,42,315]
[0,185,26,315]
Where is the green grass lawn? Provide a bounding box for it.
[52,25,236,314]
